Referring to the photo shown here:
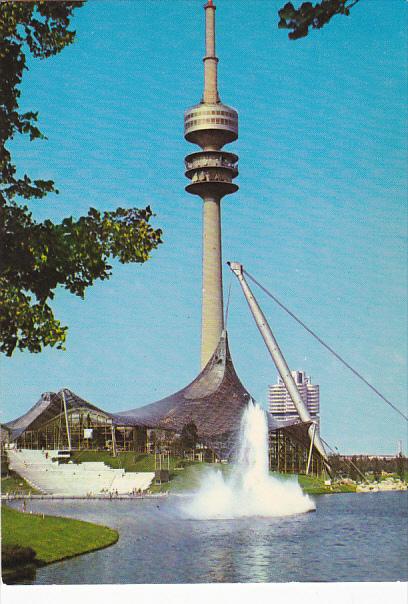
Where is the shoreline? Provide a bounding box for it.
[1,505,119,584]
[1,492,168,502]
[2,486,406,501]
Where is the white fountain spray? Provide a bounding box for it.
[182,401,315,519]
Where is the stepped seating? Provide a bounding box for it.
[77,462,108,470]
[6,449,154,496]
[109,472,155,494]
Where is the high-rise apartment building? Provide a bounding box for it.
[268,371,320,427]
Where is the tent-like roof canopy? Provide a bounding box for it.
[114,331,309,439]
[7,332,311,455]
[6,389,110,440]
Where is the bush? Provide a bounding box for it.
[2,544,37,569]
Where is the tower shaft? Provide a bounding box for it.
[184,1,239,369]
[201,196,223,367]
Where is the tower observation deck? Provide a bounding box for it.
[184,0,239,368]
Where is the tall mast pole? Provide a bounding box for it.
[61,389,72,451]
[203,0,219,104]
[228,262,330,468]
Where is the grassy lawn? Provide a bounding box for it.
[71,450,187,473]
[69,451,357,494]
[2,505,118,568]
[70,454,232,493]
[1,473,41,495]
[151,463,354,495]
[167,463,229,492]
[296,473,330,494]
[71,451,202,491]
[163,465,356,495]
[297,474,355,494]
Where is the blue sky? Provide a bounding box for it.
[2,0,407,454]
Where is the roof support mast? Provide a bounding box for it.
[61,389,72,451]
[228,262,330,469]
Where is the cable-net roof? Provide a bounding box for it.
[114,331,309,438]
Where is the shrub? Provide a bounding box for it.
[2,544,37,569]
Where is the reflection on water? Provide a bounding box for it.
[10,491,408,584]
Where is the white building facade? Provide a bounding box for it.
[268,371,320,428]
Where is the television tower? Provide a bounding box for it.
[184,0,239,368]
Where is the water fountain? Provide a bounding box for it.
[182,401,315,519]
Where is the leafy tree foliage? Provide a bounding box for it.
[0,2,162,356]
[372,457,381,482]
[396,453,405,481]
[180,422,198,452]
[329,453,408,481]
[278,0,361,39]
[349,455,360,481]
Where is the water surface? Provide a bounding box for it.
[11,490,408,583]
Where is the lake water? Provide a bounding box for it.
[11,491,408,584]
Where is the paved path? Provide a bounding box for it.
[1,493,168,501]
